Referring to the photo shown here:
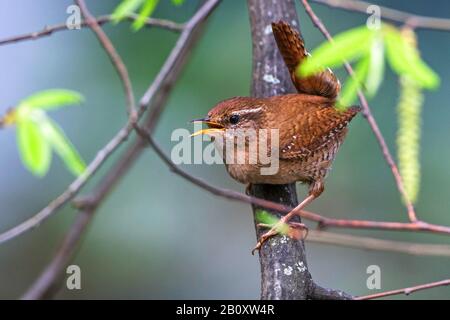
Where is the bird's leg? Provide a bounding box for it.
[252,182,324,254]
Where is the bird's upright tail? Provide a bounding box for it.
[271,21,341,101]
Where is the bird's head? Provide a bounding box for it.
[191,97,266,137]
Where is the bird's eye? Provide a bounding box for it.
[229,114,240,125]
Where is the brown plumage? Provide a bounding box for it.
[271,21,341,100]
[204,94,359,194]
[192,21,360,251]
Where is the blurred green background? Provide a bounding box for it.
[0,0,449,299]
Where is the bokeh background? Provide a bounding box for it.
[0,0,449,299]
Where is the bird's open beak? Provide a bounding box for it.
[190,117,224,137]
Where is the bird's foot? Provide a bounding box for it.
[252,219,308,254]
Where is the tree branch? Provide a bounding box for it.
[0,14,183,46]
[21,209,93,300]
[247,0,314,299]
[302,210,450,234]
[310,0,450,31]
[308,283,353,300]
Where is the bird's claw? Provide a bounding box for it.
[252,230,276,255]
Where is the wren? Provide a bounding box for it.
[192,21,360,252]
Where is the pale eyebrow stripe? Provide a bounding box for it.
[232,107,263,116]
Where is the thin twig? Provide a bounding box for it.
[307,230,450,257]
[301,0,417,223]
[0,14,183,46]
[21,0,221,300]
[76,0,137,121]
[310,0,450,31]
[0,0,219,245]
[135,127,450,236]
[356,279,450,300]
[301,210,450,235]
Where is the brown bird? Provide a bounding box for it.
[192,21,360,252]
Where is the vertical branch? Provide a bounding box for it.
[247,0,313,300]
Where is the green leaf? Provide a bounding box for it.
[365,36,385,97]
[17,117,51,177]
[384,26,439,89]
[337,54,370,108]
[19,89,84,111]
[407,58,440,90]
[383,27,407,73]
[298,25,375,77]
[40,117,86,176]
[132,0,159,31]
[112,0,145,23]
[255,210,289,235]
[256,210,278,225]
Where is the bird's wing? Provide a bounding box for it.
[271,21,341,101]
[279,105,360,159]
